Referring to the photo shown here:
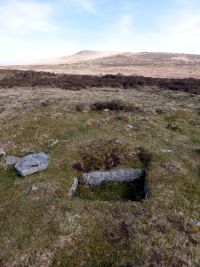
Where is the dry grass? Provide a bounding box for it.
[3,51,200,78]
[0,84,200,266]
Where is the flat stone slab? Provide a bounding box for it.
[68,177,79,198]
[83,168,145,187]
[15,152,49,176]
[4,156,20,165]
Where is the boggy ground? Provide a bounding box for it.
[0,82,200,266]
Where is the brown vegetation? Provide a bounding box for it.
[0,82,200,266]
[3,51,200,78]
[71,139,151,173]
[1,70,200,94]
[90,100,140,112]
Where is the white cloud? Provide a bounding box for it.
[173,11,200,33]
[118,15,133,36]
[68,0,96,13]
[156,8,200,53]
[78,0,95,12]
[0,0,61,64]
[176,0,198,6]
[102,2,200,54]
[0,35,81,64]
[0,0,57,34]
[109,15,133,37]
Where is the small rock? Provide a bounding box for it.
[4,156,20,165]
[26,184,39,195]
[115,139,121,144]
[192,221,200,227]
[30,184,38,192]
[68,177,79,198]
[125,124,133,129]
[15,152,49,176]
[0,148,6,156]
[162,149,173,153]
[49,139,59,147]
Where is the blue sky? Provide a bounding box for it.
[1,0,200,64]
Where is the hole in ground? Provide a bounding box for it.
[76,169,147,202]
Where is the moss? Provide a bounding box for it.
[0,85,200,266]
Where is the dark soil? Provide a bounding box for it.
[1,69,200,94]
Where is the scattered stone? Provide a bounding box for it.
[0,148,6,156]
[15,152,49,176]
[192,221,200,227]
[4,156,20,165]
[83,168,145,187]
[162,149,173,153]
[68,177,79,198]
[125,124,133,129]
[114,138,121,144]
[30,184,39,192]
[26,184,39,196]
[48,139,59,148]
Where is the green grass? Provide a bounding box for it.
[0,87,200,266]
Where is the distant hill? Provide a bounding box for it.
[1,50,200,78]
[34,50,119,65]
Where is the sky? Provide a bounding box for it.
[1,0,200,64]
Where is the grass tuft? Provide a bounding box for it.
[90,100,140,113]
